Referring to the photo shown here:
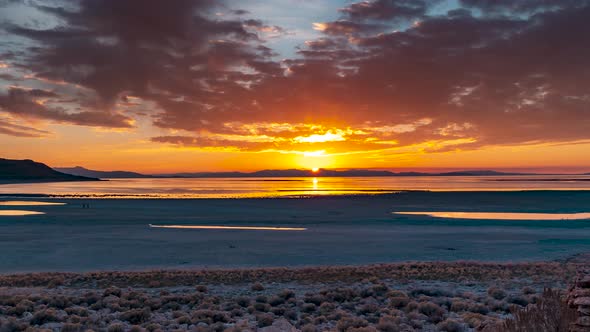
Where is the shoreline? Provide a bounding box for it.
[0,260,584,286]
[2,188,590,200]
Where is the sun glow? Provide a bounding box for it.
[311,167,319,172]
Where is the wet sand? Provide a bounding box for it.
[1,191,590,272]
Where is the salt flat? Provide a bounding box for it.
[1,191,590,272]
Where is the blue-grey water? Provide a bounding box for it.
[1,183,590,272]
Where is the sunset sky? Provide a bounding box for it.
[1,0,589,173]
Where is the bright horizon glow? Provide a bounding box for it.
[311,167,319,172]
[394,212,590,220]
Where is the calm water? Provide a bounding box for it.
[1,175,590,198]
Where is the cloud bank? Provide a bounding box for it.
[0,0,589,156]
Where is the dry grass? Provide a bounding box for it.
[485,288,577,332]
[0,262,579,331]
[0,261,579,288]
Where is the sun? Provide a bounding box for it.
[311,167,320,173]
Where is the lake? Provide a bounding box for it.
[1,178,590,272]
[0,175,589,198]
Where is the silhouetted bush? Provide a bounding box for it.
[493,288,576,332]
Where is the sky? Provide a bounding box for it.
[0,0,589,173]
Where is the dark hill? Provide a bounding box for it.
[55,166,151,179]
[0,159,98,182]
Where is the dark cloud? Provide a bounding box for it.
[313,20,384,35]
[339,0,432,21]
[0,87,133,128]
[0,118,50,137]
[1,0,589,153]
[459,0,590,14]
[231,9,250,16]
[2,0,274,126]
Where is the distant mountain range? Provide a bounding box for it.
[52,166,551,179]
[0,159,98,183]
[2,158,586,184]
[158,169,528,178]
[54,166,152,179]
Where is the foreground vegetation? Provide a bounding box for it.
[0,261,583,331]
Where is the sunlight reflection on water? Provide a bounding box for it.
[0,210,45,216]
[0,201,65,206]
[149,224,307,231]
[394,212,590,220]
[1,175,590,198]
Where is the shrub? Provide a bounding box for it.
[253,302,271,312]
[468,303,490,315]
[192,309,230,324]
[15,299,34,315]
[323,287,358,302]
[522,286,536,295]
[372,284,389,296]
[438,319,466,332]
[120,308,151,324]
[495,288,576,332]
[348,328,378,332]
[271,307,285,316]
[461,312,488,329]
[255,295,268,303]
[144,323,161,331]
[251,283,265,291]
[107,323,126,332]
[235,296,250,307]
[256,313,274,327]
[301,324,318,332]
[65,306,89,317]
[103,287,122,297]
[358,303,379,315]
[405,300,419,312]
[319,302,336,315]
[301,303,316,313]
[417,302,445,323]
[314,315,328,325]
[410,289,453,298]
[279,289,295,300]
[304,294,325,306]
[507,296,529,307]
[450,299,469,312]
[0,318,29,332]
[268,296,284,306]
[62,323,83,332]
[387,290,407,298]
[283,309,298,320]
[377,315,401,332]
[389,297,410,309]
[487,287,507,300]
[30,309,61,325]
[196,285,208,293]
[336,317,369,332]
